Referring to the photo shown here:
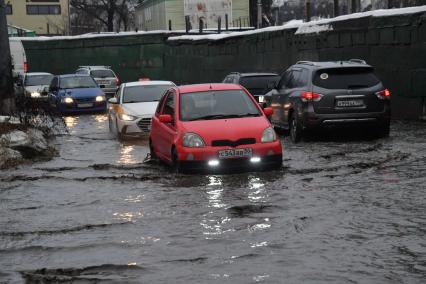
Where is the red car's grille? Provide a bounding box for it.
[212,138,256,147]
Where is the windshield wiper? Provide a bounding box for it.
[188,113,259,121]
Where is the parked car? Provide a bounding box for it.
[19,72,54,100]
[108,80,176,138]
[48,74,106,114]
[222,72,280,106]
[267,60,391,143]
[149,83,282,173]
[75,66,119,98]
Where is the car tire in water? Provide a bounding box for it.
[377,121,390,138]
[115,119,123,140]
[149,140,157,161]
[172,147,183,173]
[289,113,303,143]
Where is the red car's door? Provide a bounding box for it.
[155,91,177,161]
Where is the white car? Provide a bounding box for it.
[21,72,54,100]
[108,80,175,138]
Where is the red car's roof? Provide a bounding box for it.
[178,83,243,94]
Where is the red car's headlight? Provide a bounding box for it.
[182,132,205,148]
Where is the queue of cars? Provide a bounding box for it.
[18,59,391,173]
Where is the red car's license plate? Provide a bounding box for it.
[218,148,252,159]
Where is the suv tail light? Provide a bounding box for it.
[115,78,120,86]
[24,62,28,73]
[376,89,391,99]
[301,91,322,102]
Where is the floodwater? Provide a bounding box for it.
[1,115,425,283]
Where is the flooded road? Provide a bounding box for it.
[1,115,425,283]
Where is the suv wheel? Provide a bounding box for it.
[289,113,303,143]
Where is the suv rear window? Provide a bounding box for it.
[240,76,280,90]
[90,69,115,78]
[313,68,380,89]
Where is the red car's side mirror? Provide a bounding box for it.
[263,107,273,117]
[159,114,172,123]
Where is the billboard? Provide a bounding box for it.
[184,0,232,29]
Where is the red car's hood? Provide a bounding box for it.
[180,116,270,145]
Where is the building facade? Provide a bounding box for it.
[6,0,70,36]
[136,0,250,31]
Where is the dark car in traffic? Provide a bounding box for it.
[267,60,391,143]
[222,72,280,106]
[48,74,106,114]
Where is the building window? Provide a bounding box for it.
[26,5,61,15]
[5,4,12,15]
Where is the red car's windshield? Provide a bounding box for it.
[180,90,260,121]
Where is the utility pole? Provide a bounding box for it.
[0,0,15,115]
[334,0,339,17]
[257,0,262,29]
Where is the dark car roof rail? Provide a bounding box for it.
[296,61,316,66]
[348,59,367,64]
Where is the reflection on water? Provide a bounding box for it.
[94,115,107,130]
[113,211,143,222]
[64,116,78,128]
[248,177,267,203]
[118,145,138,165]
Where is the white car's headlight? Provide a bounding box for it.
[95,95,105,102]
[261,127,277,143]
[63,97,74,104]
[183,132,205,148]
[118,113,137,121]
[31,92,41,98]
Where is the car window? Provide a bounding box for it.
[277,71,290,90]
[313,67,380,89]
[25,74,54,86]
[156,91,168,114]
[122,85,173,104]
[90,69,115,78]
[50,77,58,90]
[76,69,87,75]
[162,92,175,125]
[286,70,300,89]
[60,76,98,89]
[180,90,260,121]
[239,75,280,90]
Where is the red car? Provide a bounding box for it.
[149,83,282,173]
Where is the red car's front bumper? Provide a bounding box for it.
[175,140,283,172]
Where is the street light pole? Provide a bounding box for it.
[0,0,15,115]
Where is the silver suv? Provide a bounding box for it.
[76,66,119,98]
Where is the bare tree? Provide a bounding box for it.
[71,0,137,32]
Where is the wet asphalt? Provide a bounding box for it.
[0,115,425,283]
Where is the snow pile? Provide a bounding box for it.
[168,5,426,42]
[295,24,333,34]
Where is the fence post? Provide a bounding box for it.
[168,20,172,31]
[334,0,339,17]
[239,18,242,30]
[218,17,221,34]
[305,0,311,22]
[199,18,203,34]
[185,16,189,33]
[225,14,229,31]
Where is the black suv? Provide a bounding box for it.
[223,72,280,106]
[267,60,391,143]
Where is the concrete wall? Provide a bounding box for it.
[22,9,426,119]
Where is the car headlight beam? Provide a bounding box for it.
[118,113,137,121]
[182,132,205,148]
[96,95,105,102]
[30,92,41,98]
[261,127,277,143]
[63,97,74,104]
